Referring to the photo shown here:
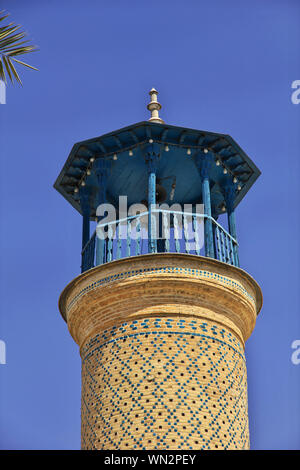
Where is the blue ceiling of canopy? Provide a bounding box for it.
[54,121,261,219]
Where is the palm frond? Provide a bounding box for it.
[0,25,21,41]
[0,56,5,82]
[0,41,30,53]
[0,10,38,85]
[0,14,10,23]
[10,58,38,71]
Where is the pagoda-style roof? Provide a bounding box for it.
[54,120,261,218]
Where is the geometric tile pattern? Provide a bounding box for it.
[81,317,249,450]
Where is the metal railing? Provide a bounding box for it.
[81,209,239,272]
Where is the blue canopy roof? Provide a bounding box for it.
[54,121,261,218]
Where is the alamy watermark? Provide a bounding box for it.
[291,340,300,365]
[95,197,205,251]
[291,80,300,104]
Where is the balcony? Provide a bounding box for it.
[81,208,239,273]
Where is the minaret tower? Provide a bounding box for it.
[54,89,262,450]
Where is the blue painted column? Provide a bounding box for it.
[144,143,160,253]
[94,159,111,266]
[148,171,156,253]
[80,187,90,250]
[195,151,215,258]
[224,184,239,266]
[80,187,90,273]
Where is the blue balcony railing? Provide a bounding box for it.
[81,209,239,273]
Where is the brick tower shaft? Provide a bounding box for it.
[59,253,262,450]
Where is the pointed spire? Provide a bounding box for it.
[147,88,164,124]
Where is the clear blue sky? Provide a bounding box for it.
[0,0,299,450]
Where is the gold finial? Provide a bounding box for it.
[147,88,164,124]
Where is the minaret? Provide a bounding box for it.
[54,89,262,450]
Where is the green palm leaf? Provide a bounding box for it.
[0,10,38,85]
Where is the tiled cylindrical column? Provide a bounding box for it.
[59,254,262,450]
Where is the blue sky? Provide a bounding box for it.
[0,0,299,449]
